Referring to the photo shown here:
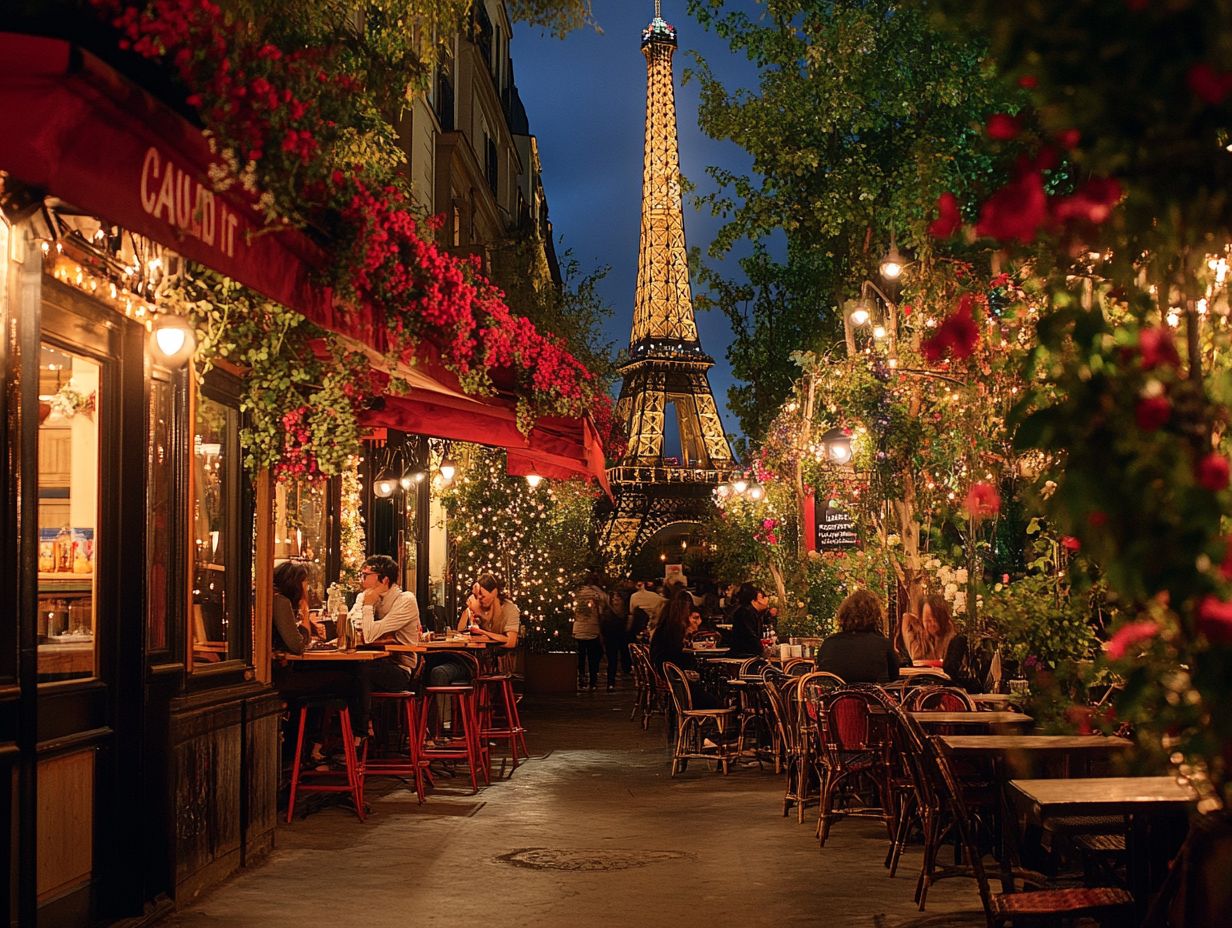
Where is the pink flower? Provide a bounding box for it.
[976,171,1048,244]
[1105,620,1160,660]
[1134,395,1171,431]
[1198,596,1232,644]
[1138,327,1181,369]
[964,482,1001,521]
[1061,536,1081,552]
[927,192,962,239]
[1196,453,1230,492]
[922,295,981,363]
[985,113,1021,140]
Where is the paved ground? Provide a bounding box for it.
[167,685,986,928]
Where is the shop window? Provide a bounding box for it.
[190,381,251,669]
[273,478,331,607]
[36,343,101,683]
[147,372,182,655]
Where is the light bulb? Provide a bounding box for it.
[849,306,870,327]
[150,313,195,366]
[872,325,887,340]
[374,478,395,498]
[439,459,457,482]
[732,479,749,494]
[526,473,543,488]
[748,484,765,501]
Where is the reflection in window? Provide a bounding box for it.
[273,479,329,607]
[147,376,176,653]
[191,394,242,666]
[36,343,100,683]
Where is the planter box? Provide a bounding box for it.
[524,650,576,694]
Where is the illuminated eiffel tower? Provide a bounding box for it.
[599,3,739,563]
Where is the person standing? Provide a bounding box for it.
[573,572,606,691]
[347,554,422,739]
[602,579,635,690]
[631,578,666,637]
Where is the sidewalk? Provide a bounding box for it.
[165,687,984,928]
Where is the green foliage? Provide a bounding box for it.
[982,574,1097,672]
[443,446,598,652]
[686,0,1015,439]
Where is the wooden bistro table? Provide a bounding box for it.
[276,648,390,663]
[911,710,1033,732]
[941,735,1133,890]
[1010,776,1196,913]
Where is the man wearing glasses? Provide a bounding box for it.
[347,555,421,737]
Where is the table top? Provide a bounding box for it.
[386,639,491,653]
[276,649,389,662]
[900,666,951,679]
[687,647,731,656]
[912,711,1033,726]
[971,693,1020,706]
[1010,776,1195,817]
[943,735,1132,754]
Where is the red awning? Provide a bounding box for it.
[0,33,606,486]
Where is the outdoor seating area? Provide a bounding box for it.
[631,654,1196,926]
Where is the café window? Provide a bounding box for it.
[36,343,101,683]
[273,479,331,608]
[147,372,182,655]
[190,377,251,669]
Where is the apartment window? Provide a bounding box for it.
[475,3,494,74]
[435,68,454,132]
[485,135,499,197]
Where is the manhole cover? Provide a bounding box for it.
[497,847,689,872]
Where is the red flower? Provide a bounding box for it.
[1105,620,1160,660]
[1138,326,1181,369]
[1196,453,1231,492]
[976,171,1048,244]
[1135,395,1172,431]
[1061,536,1081,552]
[1198,596,1232,644]
[927,192,962,238]
[922,297,980,363]
[985,113,1021,140]
[1056,128,1081,149]
[964,482,1001,521]
[1187,63,1232,106]
[1088,510,1108,527]
[1017,75,1038,89]
[1051,178,1122,224]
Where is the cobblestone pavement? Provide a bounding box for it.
[166,684,985,928]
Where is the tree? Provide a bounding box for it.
[686,0,1012,439]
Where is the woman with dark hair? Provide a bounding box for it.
[460,572,522,648]
[650,590,717,709]
[272,560,322,654]
[725,582,769,657]
[815,589,900,683]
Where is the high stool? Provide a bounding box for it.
[286,696,365,823]
[478,672,528,770]
[366,690,430,804]
[421,652,488,793]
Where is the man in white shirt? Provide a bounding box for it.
[348,555,421,738]
[630,578,666,635]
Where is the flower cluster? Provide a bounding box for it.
[96,0,603,438]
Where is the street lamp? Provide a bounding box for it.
[438,457,457,483]
[821,427,853,466]
[525,473,543,489]
[150,312,196,367]
[879,235,906,281]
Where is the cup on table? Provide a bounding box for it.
[778,643,792,660]
[790,644,803,659]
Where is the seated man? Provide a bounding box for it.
[348,554,421,740]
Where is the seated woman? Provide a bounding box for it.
[270,561,363,755]
[815,589,900,684]
[902,593,976,689]
[650,591,718,709]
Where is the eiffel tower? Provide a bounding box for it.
[599,3,739,563]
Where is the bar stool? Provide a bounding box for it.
[286,696,365,823]
[478,671,528,770]
[420,652,488,793]
[367,689,430,804]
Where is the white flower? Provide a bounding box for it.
[886,534,901,547]
[944,582,958,597]
[937,566,953,583]
[953,591,967,614]
[1041,480,1058,500]
[955,568,968,584]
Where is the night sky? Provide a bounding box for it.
[512,1,763,443]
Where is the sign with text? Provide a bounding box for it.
[815,502,858,551]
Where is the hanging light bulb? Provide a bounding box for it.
[732,478,749,495]
[439,458,457,482]
[747,484,765,501]
[880,237,905,280]
[526,473,543,489]
[374,478,396,498]
[848,298,873,327]
[872,324,887,340]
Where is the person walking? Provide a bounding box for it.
[602,579,635,690]
[573,572,606,692]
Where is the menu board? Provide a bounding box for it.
[816,502,858,550]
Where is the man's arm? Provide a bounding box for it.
[357,592,420,642]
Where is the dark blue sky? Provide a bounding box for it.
[513,1,763,441]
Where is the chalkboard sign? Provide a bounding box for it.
[816,502,858,550]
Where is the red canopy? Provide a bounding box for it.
[0,32,608,490]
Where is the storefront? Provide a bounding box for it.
[1,33,605,928]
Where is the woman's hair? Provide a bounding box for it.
[274,561,309,609]
[923,593,954,636]
[735,582,763,608]
[476,572,507,602]
[656,590,695,653]
[836,589,884,634]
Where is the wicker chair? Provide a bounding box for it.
[791,672,845,823]
[909,685,978,712]
[629,643,666,730]
[762,675,801,812]
[662,662,737,776]
[815,686,896,846]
